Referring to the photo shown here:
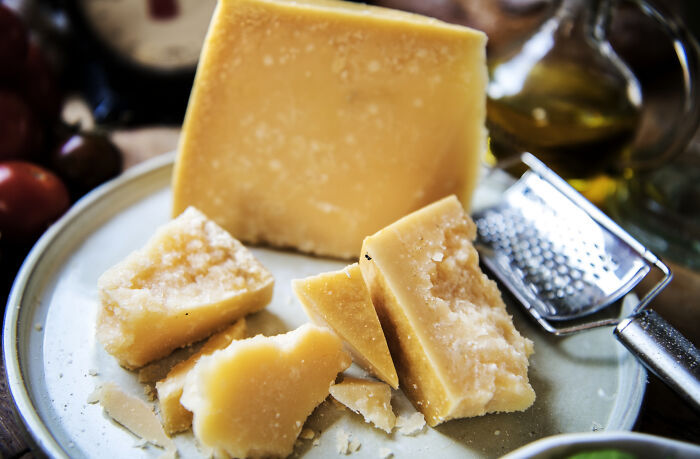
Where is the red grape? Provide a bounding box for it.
[51,132,123,198]
[0,161,70,242]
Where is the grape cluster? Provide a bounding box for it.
[0,4,122,245]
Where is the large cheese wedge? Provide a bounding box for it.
[97,207,274,369]
[359,195,535,426]
[292,263,398,388]
[156,318,247,434]
[181,323,351,458]
[172,0,488,259]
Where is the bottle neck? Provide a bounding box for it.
[556,0,610,41]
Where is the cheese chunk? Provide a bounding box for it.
[156,319,247,434]
[181,324,351,458]
[97,207,274,369]
[172,0,487,259]
[330,377,396,433]
[292,263,398,388]
[359,195,535,426]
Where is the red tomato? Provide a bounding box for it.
[0,161,70,242]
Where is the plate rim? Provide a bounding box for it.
[2,152,647,457]
[2,151,176,458]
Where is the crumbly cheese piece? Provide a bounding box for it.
[156,319,247,434]
[330,377,396,433]
[395,412,426,436]
[359,195,535,426]
[336,429,351,455]
[97,207,274,369]
[172,0,487,259]
[299,428,316,440]
[97,382,176,455]
[181,324,351,458]
[292,263,398,388]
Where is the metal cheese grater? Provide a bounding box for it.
[473,153,700,411]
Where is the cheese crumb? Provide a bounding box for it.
[300,428,315,440]
[335,429,361,454]
[349,438,361,452]
[336,429,351,454]
[86,388,100,404]
[396,412,426,436]
[379,447,394,459]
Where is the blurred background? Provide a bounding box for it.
[1,1,699,456]
[4,0,697,125]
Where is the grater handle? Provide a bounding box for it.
[614,309,700,412]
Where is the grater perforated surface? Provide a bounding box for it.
[473,169,650,321]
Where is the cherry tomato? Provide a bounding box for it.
[51,132,123,198]
[0,161,70,242]
[0,5,28,78]
[0,90,42,160]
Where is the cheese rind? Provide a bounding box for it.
[359,195,535,426]
[292,263,398,388]
[181,323,352,458]
[156,318,247,434]
[330,377,396,433]
[97,207,273,369]
[172,0,487,258]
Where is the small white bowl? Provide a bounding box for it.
[503,431,700,459]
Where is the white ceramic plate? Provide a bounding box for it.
[4,153,646,458]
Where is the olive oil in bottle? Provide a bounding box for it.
[486,0,642,182]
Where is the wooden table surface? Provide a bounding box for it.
[1,128,698,458]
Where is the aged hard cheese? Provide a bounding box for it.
[359,195,535,426]
[172,0,487,259]
[330,377,396,433]
[156,318,247,434]
[181,324,351,458]
[292,263,398,388]
[97,207,273,369]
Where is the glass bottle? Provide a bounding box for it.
[486,0,642,185]
[486,0,700,268]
